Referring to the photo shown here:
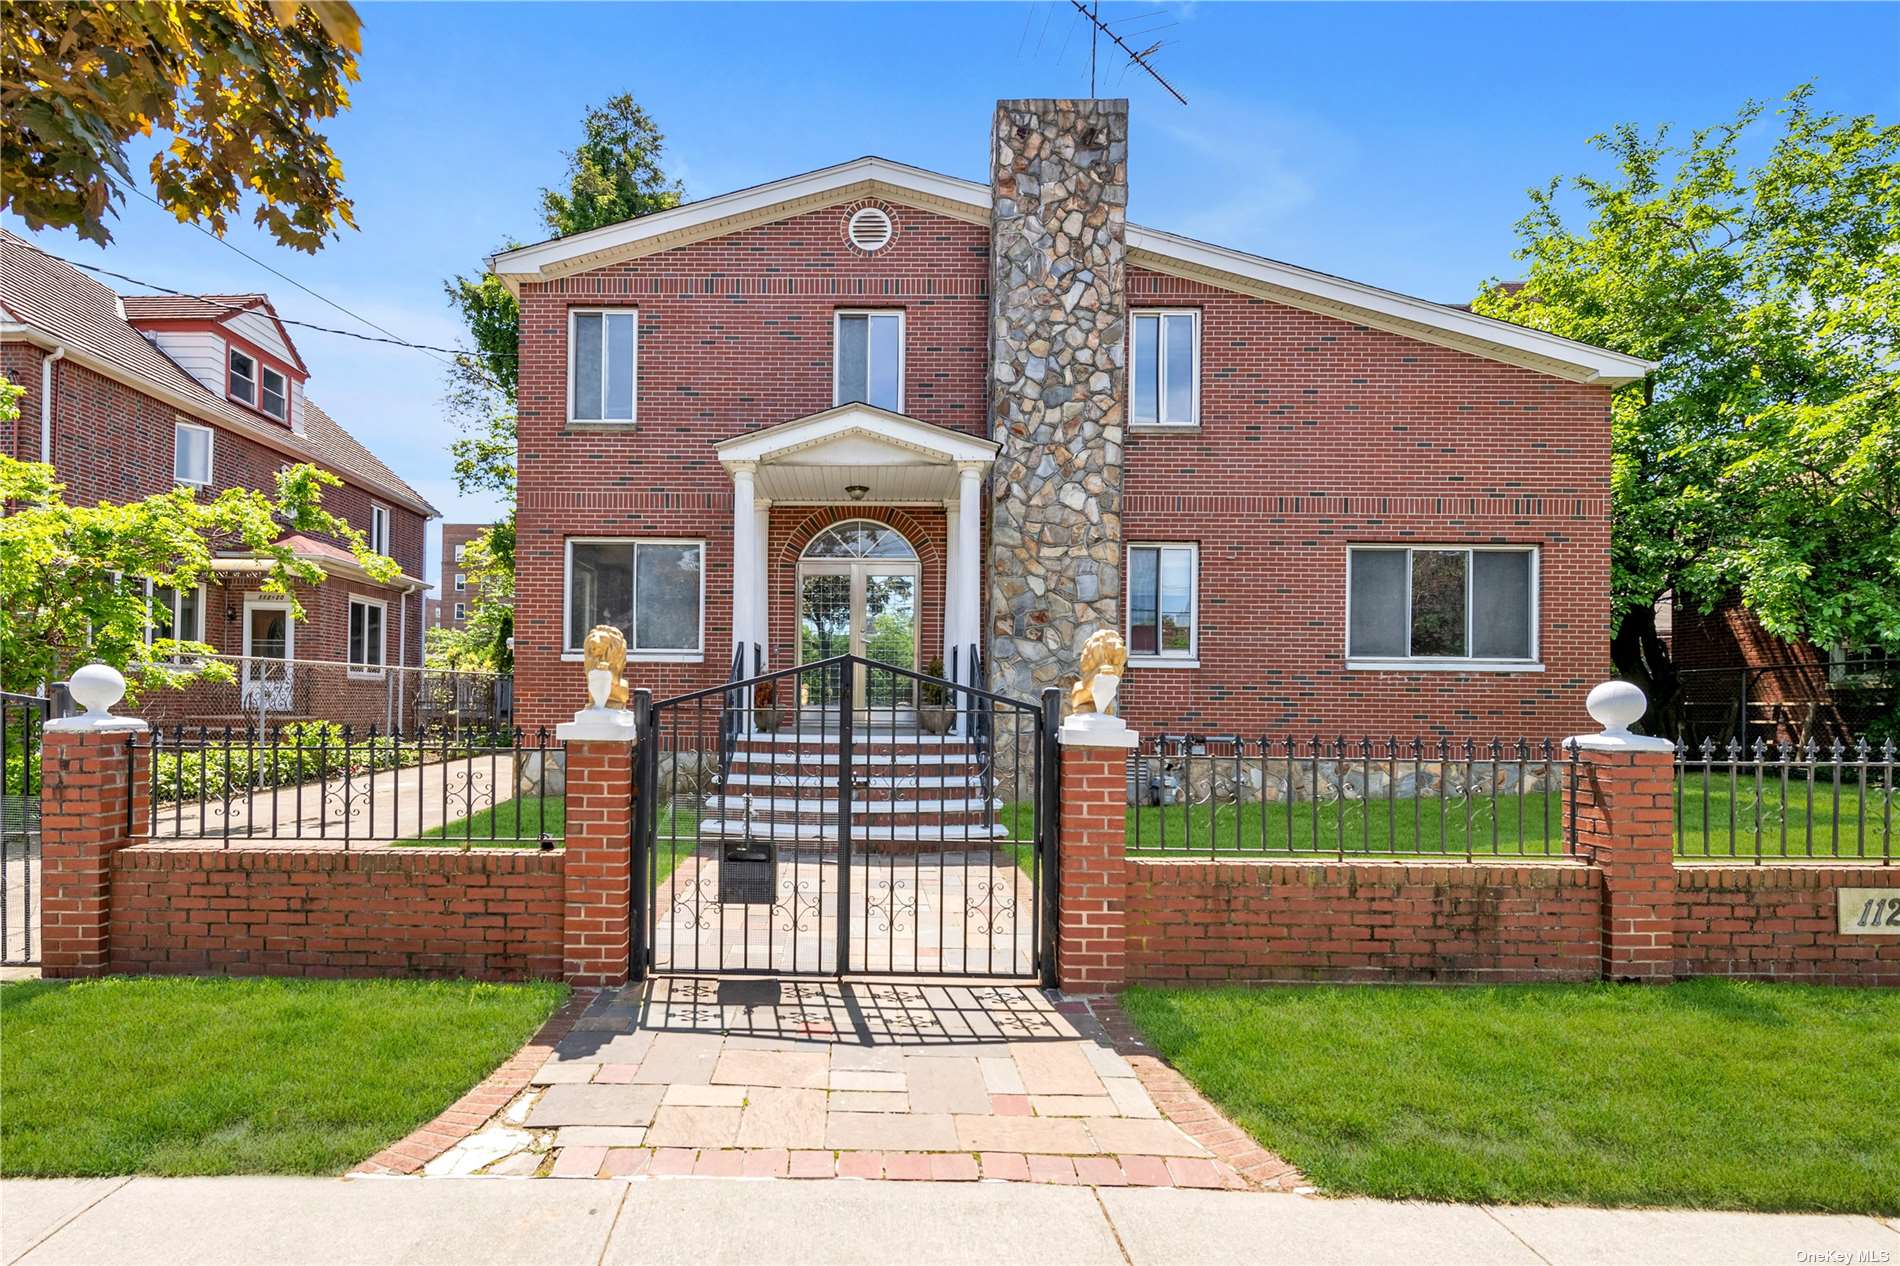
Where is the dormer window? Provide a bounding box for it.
[228,348,256,406]
[260,364,287,420]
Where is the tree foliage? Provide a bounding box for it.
[0,375,395,696]
[1474,86,1900,719]
[1,0,361,250]
[437,93,681,661]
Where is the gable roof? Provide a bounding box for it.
[119,290,310,376]
[0,230,435,517]
[491,155,1654,387]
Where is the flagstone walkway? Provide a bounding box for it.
[389,980,1303,1190]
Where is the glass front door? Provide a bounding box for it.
[798,565,919,710]
[242,603,294,713]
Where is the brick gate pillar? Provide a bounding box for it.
[1056,708,1138,993]
[39,666,149,979]
[558,697,640,987]
[1564,681,1678,983]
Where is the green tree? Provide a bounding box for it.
[438,93,683,662]
[424,519,514,672]
[0,375,395,696]
[1,1,361,250]
[1474,86,1900,727]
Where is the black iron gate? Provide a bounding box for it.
[632,655,1059,983]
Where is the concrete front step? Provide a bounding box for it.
[702,795,1003,816]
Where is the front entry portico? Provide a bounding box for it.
[714,403,1000,696]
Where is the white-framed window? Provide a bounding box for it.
[453,602,467,622]
[454,543,467,562]
[454,572,467,592]
[259,364,288,421]
[368,503,391,556]
[1829,645,1891,686]
[1347,545,1540,669]
[564,538,705,661]
[568,307,638,423]
[228,347,256,406]
[1130,308,1200,427]
[174,421,213,487]
[834,310,904,411]
[347,596,386,676]
[1127,542,1199,665]
[144,581,205,660]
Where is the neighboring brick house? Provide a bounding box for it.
[432,522,488,630]
[1669,596,1893,745]
[492,99,1652,738]
[1,229,438,727]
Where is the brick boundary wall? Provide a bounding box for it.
[1056,743,1131,991]
[108,846,564,979]
[1676,866,1900,986]
[1124,860,1603,984]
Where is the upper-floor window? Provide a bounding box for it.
[835,310,903,412]
[1131,309,1199,427]
[259,364,288,421]
[454,573,467,592]
[369,504,390,556]
[228,348,256,406]
[1347,545,1539,668]
[569,308,637,423]
[454,543,467,562]
[1128,543,1199,665]
[453,602,467,622]
[174,421,213,487]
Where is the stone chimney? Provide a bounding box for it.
[986,99,1129,704]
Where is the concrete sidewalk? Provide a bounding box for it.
[4,1177,1895,1266]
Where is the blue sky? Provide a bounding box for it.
[8,1,1896,593]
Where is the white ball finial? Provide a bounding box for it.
[68,663,127,718]
[1585,679,1647,737]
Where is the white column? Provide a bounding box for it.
[752,503,771,672]
[943,502,961,679]
[729,462,757,668]
[955,463,984,675]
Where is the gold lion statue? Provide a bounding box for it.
[1069,628,1128,715]
[582,624,631,710]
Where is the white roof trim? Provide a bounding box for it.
[714,402,999,467]
[490,156,1655,387]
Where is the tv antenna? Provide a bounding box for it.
[1070,0,1188,105]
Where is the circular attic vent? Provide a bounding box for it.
[847,205,893,253]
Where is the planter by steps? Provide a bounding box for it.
[719,841,778,904]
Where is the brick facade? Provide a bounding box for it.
[508,174,1613,739]
[109,846,564,979]
[436,522,488,630]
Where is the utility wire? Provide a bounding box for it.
[3,236,514,364]
[129,186,440,362]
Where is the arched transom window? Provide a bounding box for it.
[802,521,917,560]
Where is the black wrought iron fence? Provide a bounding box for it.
[2,691,48,965]
[1127,735,1579,860]
[1676,738,1896,863]
[142,724,563,849]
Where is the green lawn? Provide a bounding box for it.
[0,977,565,1176]
[398,793,565,848]
[1122,980,1900,1213]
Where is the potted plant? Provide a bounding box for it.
[753,678,779,732]
[917,657,955,735]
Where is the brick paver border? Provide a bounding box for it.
[1083,995,1308,1192]
[353,987,597,1176]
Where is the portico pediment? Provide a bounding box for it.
[715,404,998,503]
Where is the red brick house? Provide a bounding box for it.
[1,229,437,726]
[494,99,1652,738]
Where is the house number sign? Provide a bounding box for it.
[1838,889,1900,935]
